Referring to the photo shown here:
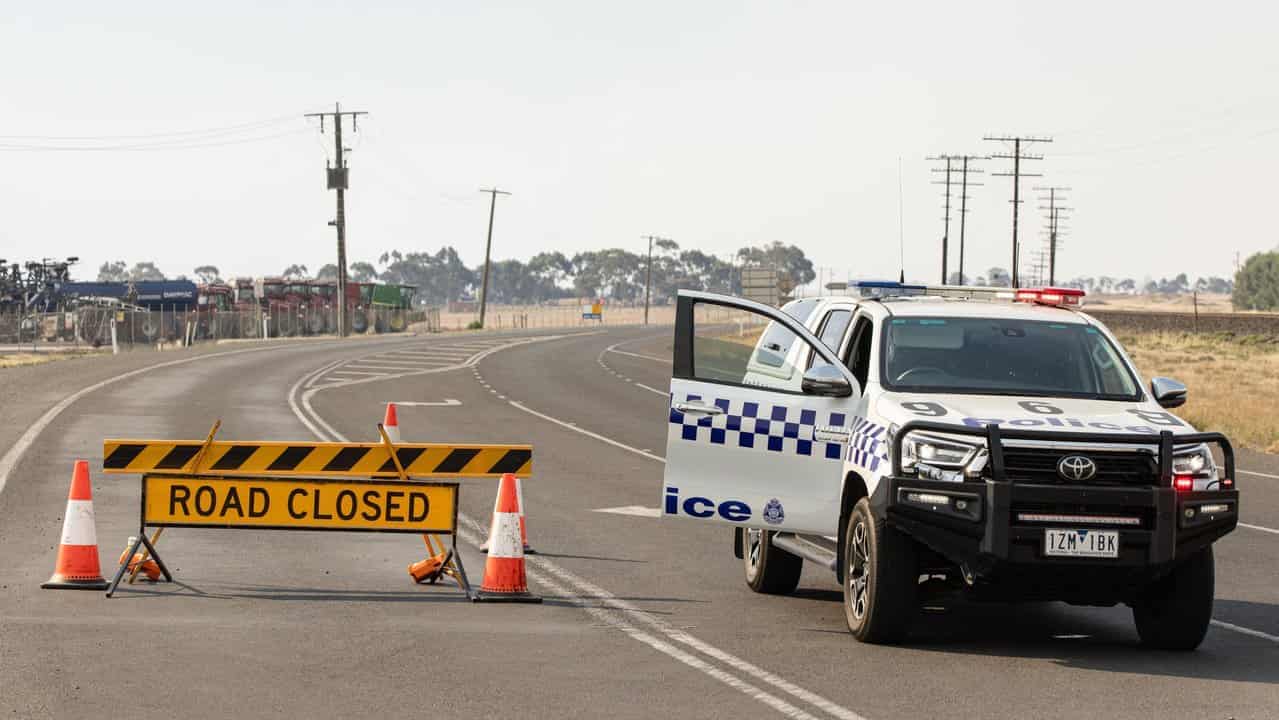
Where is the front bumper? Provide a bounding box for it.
[872,423,1239,600]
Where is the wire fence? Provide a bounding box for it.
[0,304,440,350]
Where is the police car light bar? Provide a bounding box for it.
[1013,287,1086,307]
[853,281,927,298]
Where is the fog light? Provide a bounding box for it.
[906,492,950,506]
[1198,504,1230,514]
[955,499,968,511]
[1184,507,1196,519]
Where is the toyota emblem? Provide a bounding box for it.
[1057,455,1097,481]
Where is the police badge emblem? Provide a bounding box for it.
[762,498,785,525]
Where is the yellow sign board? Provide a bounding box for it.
[104,439,531,478]
[142,474,457,533]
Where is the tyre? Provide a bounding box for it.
[1132,547,1214,651]
[351,313,368,334]
[743,528,802,595]
[843,498,918,643]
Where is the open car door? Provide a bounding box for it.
[662,291,861,535]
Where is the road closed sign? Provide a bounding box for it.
[141,474,457,533]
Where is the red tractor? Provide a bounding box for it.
[195,283,234,339]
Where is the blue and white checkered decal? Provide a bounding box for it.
[669,394,845,460]
[848,416,890,473]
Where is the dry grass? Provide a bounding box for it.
[1087,293,1245,314]
[0,351,101,368]
[1116,330,1279,453]
[437,303,677,331]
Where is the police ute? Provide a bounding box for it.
[661,282,1239,648]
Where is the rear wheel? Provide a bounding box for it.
[844,498,918,643]
[743,528,802,595]
[1132,547,1214,651]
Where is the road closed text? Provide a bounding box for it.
[142,474,457,533]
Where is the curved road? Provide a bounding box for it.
[1,328,1276,718]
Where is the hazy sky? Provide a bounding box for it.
[3,1,1276,289]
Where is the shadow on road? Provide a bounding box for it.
[789,585,1279,684]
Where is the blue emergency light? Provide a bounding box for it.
[853,281,927,299]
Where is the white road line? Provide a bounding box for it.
[389,399,462,407]
[1239,522,1279,535]
[343,363,447,371]
[1239,468,1279,480]
[0,338,363,495]
[297,335,867,720]
[635,383,668,396]
[508,401,666,463]
[326,371,389,377]
[1211,619,1279,643]
[605,345,671,364]
[594,506,663,518]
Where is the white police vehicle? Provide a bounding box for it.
[662,282,1239,648]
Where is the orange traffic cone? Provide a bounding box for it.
[474,474,541,603]
[117,537,162,582]
[481,474,534,554]
[383,403,401,444]
[42,461,109,590]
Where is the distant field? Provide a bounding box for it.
[1118,330,1279,453]
[437,303,676,331]
[1086,293,1238,313]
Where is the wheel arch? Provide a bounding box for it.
[836,470,870,583]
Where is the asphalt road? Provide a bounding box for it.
[1,327,1276,719]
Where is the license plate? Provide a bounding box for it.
[1044,528,1119,558]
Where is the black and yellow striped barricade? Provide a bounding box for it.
[102,428,532,599]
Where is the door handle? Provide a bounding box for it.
[675,402,724,416]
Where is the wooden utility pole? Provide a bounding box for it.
[985,135,1051,287]
[928,155,956,283]
[1035,186,1072,286]
[306,103,367,337]
[477,187,511,329]
[955,155,984,286]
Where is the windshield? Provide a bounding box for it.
[882,317,1141,400]
[236,287,255,303]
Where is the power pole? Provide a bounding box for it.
[955,155,984,286]
[641,235,661,325]
[305,103,367,337]
[927,155,957,283]
[1034,186,1072,285]
[984,135,1052,287]
[477,187,511,329]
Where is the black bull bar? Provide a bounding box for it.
[874,421,1239,570]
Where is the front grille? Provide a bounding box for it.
[987,448,1159,487]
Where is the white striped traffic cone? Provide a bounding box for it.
[481,474,533,554]
[42,461,109,590]
[474,473,541,603]
[383,403,401,444]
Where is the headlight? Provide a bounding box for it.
[898,432,983,482]
[1172,444,1218,485]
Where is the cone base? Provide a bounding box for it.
[473,589,543,603]
[41,576,109,591]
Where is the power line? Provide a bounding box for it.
[477,187,511,329]
[0,128,309,152]
[1034,186,1072,286]
[0,112,306,142]
[305,103,368,338]
[984,134,1052,287]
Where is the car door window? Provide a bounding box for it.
[844,316,873,391]
[691,301,829,394]
[806,309,852,369]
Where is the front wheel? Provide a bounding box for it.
[843,498,918,643]
[743,528,802,595]
[1132,547,1214,650]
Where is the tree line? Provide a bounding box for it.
[94,240,816,306]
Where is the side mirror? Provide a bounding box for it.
[802,363,853,397]
[1151,377,1187,409]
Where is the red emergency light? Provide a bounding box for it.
[1014,287,1086,307]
